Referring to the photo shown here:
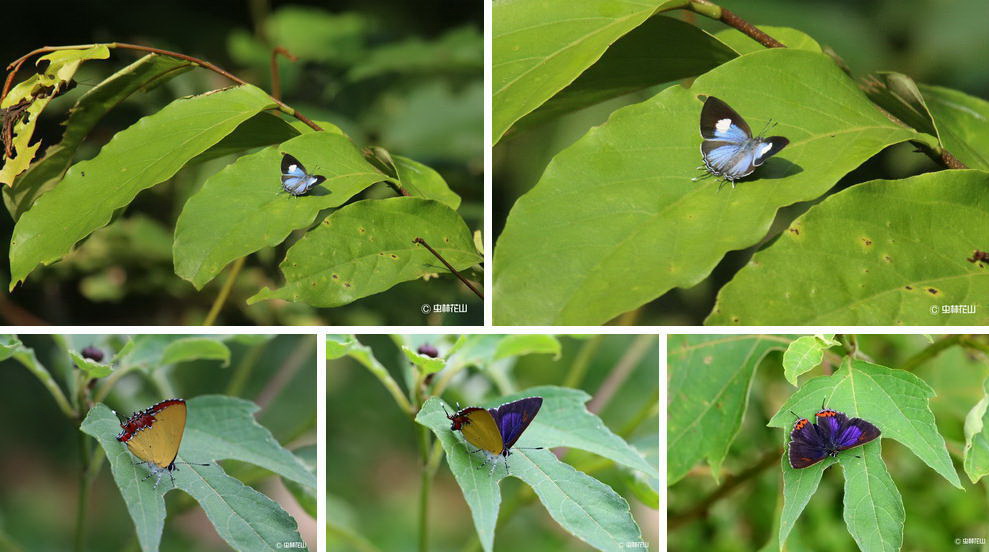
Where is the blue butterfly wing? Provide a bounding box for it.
[280,153,326,196]
[711,122,750,143]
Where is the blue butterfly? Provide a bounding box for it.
[280,153,326,196]
[693,96,789,188]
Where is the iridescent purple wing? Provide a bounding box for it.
[489,397,542,452]
[788,417,828,469]
[816,409,881,451]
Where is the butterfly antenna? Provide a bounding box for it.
[691,171,715,182]
[789,410,801,420]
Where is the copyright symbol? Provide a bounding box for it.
[930,305,939,315]
[421,304,431,314]
[955,538,961,545]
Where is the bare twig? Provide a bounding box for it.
[413,237,482,299]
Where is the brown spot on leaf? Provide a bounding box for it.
[344,282,352,288]
[788,227,800,235]
[904,285,913,290]
[862,238,872,246]
[883,255,892,263]
[927,287,939,295]
[967,250,989,264]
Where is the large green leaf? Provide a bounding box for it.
[248,197,480,307]
[492,0,674,143]
[493,49,925,325]
[1,45,110,185]
[920,84,989,170]
[708,170,989,325]
[173,132,385,289]
[9,85,277,289]
[768,361,961,489]
[393,155,461,209]
[963,377,989,484]
[512,14,737,132]
[80,396,314,552]
[3,54,193,220]
[770,362,932,549]
[667,334,789,484]
[416,387,650,552]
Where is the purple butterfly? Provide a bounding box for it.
[788,406,881,469]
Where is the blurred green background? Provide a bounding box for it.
[0,0,482,325]
[0,333,316,551]
[328,334,660,551]
[668,334,989,551]
[493,0,989,325]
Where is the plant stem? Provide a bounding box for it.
[3,43,324,132]
[417,424,433,552]
[413,238,483,299]
[899,334,962,371]
[687,1,785,48]
[204,256,246,326]
[668,447,782,530]
[563,335,603,388]
[269,46,297,101]
[587,334,655,414]
[74,429,91,552]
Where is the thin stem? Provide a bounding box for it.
[587,335,656,414]
[269,47,297,101]
[413,238,483,299]
[687,1,785,48]
[3,43,322,132]
[204,256,246,326]
[960,335,989,356]
[417,424,433,552]
[562,335,603,388]
[73,429,90,552]
[899,335,963,372]
[668,447,782,530]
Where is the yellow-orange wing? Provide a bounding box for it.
[457,408,504,456]
[123,399,187,469]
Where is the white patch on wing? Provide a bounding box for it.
[758,143,773,156]
[288,164,299,172]
[715,118,733,133]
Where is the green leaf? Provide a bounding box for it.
[346,25,482,82]
[768,360,962,489]
[513,15,737,132]
[283,445,317,518]
[3,54,193,220]
[492,334,561,361]
[160,337,231,367]
[840,441,904,552]
[667,334,787,484]
[778,452,835,546]
[963,377,989,484]
[416,387,649,552]
[69,350,112,378]
[393,155,461,209]
[493,49,924,325]
[708,170,989,325]
[782,335,837,386]
[173,131,385,289]
[249,197,480,307]
[80,396,314,552]
[189,112,305,164]
[325,334,359,360]
[920,84,989,170]
[401,345,446,374]
[9,85,277,289]
[1,45,110,185]
[492,0,675,143]
[861,72,939,141]
[117,335,232,370]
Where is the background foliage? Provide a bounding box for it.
[0,333,317,551]
[0,0,482,325]
[492,0,989,325]
[327,334,659,551]
[667,333,989,551]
